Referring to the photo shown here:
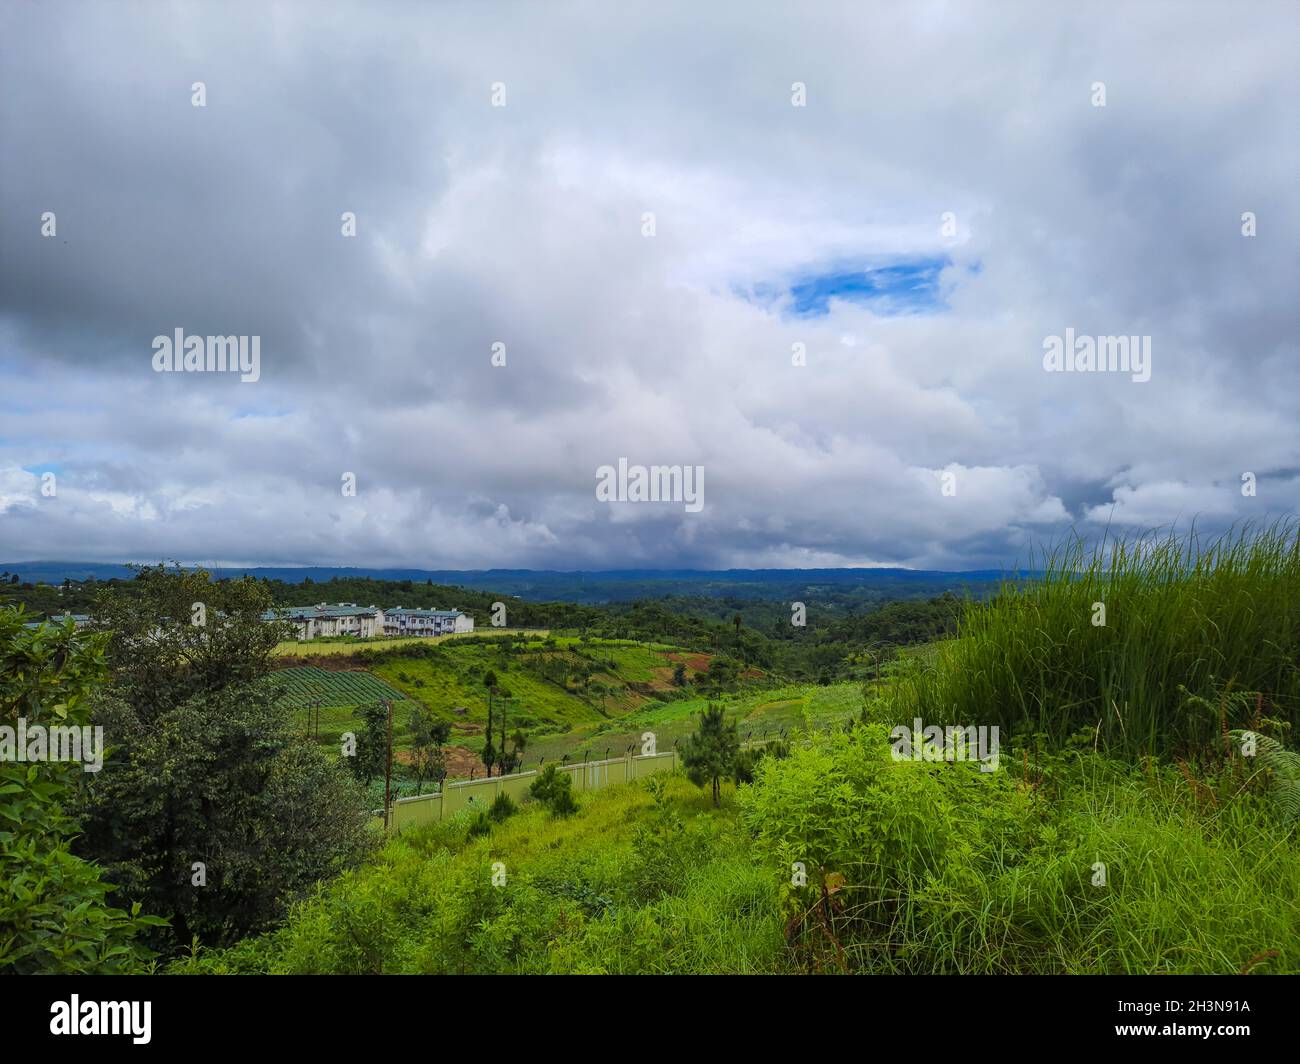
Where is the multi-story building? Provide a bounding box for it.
[262,603,474,640]
[383,607,473,637]
[264,603,386,640]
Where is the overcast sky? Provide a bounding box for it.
[1,0,1296,571]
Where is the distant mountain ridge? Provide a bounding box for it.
[0,561,1027,604]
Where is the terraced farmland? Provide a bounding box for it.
[270,666,406,708]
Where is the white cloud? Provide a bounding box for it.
[0,0,1296,569]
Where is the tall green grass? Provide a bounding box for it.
[741,729,1300,974]
[885,523,1300,759]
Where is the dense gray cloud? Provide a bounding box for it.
[1,0,1296,569]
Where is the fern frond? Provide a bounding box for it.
[1231,729,1300,825]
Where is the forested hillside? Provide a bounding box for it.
[0,569,961,684]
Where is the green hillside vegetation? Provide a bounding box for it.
[270,633,873,784]
[364,638,696,732]
[1,571,962,686]
[171,773,791,974]
[11,526,1298,974]
[171,731,1299,974]
[518,682,861,767]
[171,524,1300,974]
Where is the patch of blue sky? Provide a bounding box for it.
[737,256,966,319]
[790,257,950,317]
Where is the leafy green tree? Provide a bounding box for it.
[70,568,374,950]
[672,663,687,686]
[88,563,290,722]
[349,702,388,787]
[407,704,450,795]
[680,704,740,806]
[529,763,577,816]
[0,608,164,972]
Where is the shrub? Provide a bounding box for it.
[529,764,577,816]
[489,792,518,823]
[1230,728,1300,827]
[732,740,790,785]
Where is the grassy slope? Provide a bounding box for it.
[173,742,1300,975]
[277,636,817,775]
[364,640,689,733]
[172,773,789,974]
[519,682,861,765]
[211,529,1298,975]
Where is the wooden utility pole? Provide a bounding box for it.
[383,699,393,830]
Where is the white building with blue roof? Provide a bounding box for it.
[383,607,473,637]
[263,603,473,640]
[263,603,385,640]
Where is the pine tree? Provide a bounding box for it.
[680,703,740,806]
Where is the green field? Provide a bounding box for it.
[270,666,406,708]
[269,667,419,755]
[517,682,861,767]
